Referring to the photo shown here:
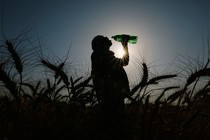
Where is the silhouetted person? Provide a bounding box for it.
[91,35,130,139]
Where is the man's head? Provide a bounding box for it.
[92,35,112,51]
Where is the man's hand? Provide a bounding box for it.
[121,35,129,47]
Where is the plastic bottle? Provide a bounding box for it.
[111,34,138,44]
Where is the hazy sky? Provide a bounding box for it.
[1,0,210,83]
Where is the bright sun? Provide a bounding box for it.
[115,47,125,58]
[111,43,126,58]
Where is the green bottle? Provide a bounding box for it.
[111,34,138,44]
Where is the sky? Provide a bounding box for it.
[1,0,210,84]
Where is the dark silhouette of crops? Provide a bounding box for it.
[0,33,210,140]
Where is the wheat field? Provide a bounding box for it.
[0,32,210,140]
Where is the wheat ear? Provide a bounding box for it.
[41,59,69,86]
[186,68,210,86]
[130,63,148,96]
[5,40,23,74]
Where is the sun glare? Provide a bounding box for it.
[115,47,125,58]
[111,42,126,58]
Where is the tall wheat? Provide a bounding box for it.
[130,63,148,96]
[5,40,23,75]
[41,59,69,86]
[186,68,210,87]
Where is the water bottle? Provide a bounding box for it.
[111,34,138,44]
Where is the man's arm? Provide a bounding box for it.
[121,37,129,66]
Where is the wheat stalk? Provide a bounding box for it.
[186,68,210,86]
[155,86,180,105]
[167,87,187,104]
[130,63,148,96]
[5,40,23,75]
[0,65,18,98]
[41,59,69,86]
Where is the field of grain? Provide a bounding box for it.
[0,32,210,140]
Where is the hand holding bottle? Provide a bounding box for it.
[121,35,129,47]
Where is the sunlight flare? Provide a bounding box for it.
[115,47,125,58]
